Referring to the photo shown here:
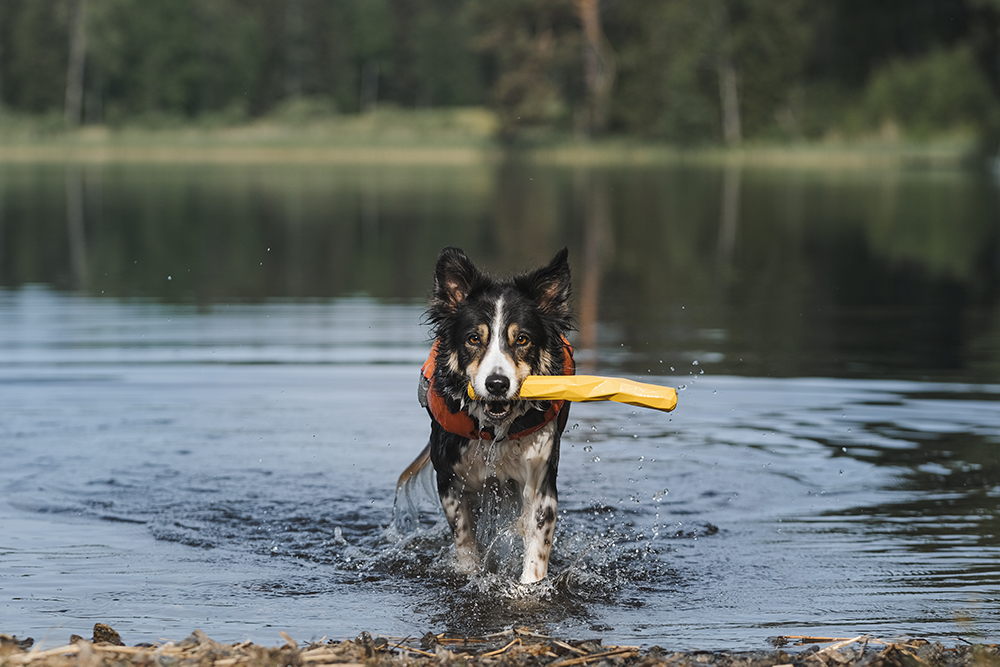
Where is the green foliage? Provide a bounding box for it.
[611,0,813,143]
[5,0,71,113]
[0,0,999,143]
[860,46,997,136]
[469,0,582,139]
[610,0,718,142]
[409,1,485,106]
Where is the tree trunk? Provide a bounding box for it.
[285,0,304,99]
[360,61,379,113]
[717,56,741,146]
[0,34,5,108]
[65,0,87,128]
[576,0,616,136]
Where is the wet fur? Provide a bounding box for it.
[425,247,572,583]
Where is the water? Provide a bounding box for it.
[1,161,999,649]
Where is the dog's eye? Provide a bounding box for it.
[514,333,530,346]
[467,333,481,345]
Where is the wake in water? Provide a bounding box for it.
[380,458,690,634]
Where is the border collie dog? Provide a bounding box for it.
[409,247,574,584]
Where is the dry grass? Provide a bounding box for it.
[0,107,980,168]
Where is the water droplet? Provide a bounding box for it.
[712,390,717,395]
[591,456,601,462]
[692,360,699,366]
[842,447,847,452]
[167,275,172,281]
[572,423,580,429]
[653,488,669,501]
[591,425,598,432]
[670,366,675,372]
[678,384,687,390]
[839,469,844,474]
[583,445,593,452]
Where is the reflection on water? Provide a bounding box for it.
[1,161,999,647]
[1,160,997,380]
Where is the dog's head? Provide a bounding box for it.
[427,247,572,430]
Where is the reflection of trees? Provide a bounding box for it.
[576,168,612,371]
[716,162,741,275]
[594,166,1000,380]
[831,428,1000,551]
[1,162,998,383]
[485,155,567,270]
[0,163,494,301]
[65,167,88,290]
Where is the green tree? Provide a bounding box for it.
[87,0,264,120]
[470,0,583,139]
[861,45,996,135]
[610,0,719,142]
[409,0,485,106]
[6,0,70,113]
[611,0,812,142]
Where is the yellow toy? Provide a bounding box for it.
[469,375,677,413]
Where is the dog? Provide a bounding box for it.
[397,247,575,584]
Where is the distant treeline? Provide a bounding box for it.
[1,0,999,143]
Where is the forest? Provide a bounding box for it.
[2,0,1000,145]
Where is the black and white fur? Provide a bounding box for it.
[426,247,572,584]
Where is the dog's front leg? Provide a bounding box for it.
[518,476,558,584]
[441,486,480,573]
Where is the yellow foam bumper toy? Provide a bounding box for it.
[469,375,677,413]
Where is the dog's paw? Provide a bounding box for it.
[454,547,481,576]
[518,566,547,584]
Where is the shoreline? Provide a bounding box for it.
[0,119,982,169]
[0,142,977,170]
[2,626,996,667]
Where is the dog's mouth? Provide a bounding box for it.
[483,400,512,423]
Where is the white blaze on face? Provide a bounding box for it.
[473,297,518,400]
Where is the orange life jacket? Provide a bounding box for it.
[421,336,575,441]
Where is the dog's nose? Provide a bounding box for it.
[485,374,510,397]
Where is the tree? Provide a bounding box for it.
[64,0,86,126]
[5,0,71,114]
[610,0,812,142]
[576,0,615,135]
[407,0,485,107]
[471,0,582,139]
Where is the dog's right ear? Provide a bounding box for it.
[431,247,479,317]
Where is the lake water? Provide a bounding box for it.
[1,160,999,649]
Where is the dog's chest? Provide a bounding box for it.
[451,420,557,492]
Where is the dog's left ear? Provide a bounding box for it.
[519,248,572,323]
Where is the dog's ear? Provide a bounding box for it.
[519,248,571,323]
[431,247,479,316]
